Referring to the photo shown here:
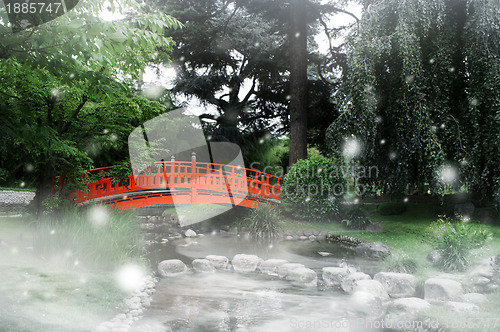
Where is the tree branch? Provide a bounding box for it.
[60,95,88,134]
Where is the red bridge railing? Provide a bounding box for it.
[53,158,281,209]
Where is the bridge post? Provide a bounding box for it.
[191,152,197,203]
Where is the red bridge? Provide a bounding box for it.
[53,158,281,210]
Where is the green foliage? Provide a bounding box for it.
[377,201,407,216]
[33,206,144,270]
[383,251,418,274]
[429,215,493,271]
[282,152,344,221]
[327,0,500,199]
[244,203,281,240]
[340,204,373,229]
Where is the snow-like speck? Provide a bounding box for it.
[179,56,185,62]
[343,137,362,159]
[328,195,335,202]
[460,159,468,166]
[440,124,445,129]
[51,89,61,98]
[389,152,397,160]
[440,165,458,185]
[69,73,75,79]
[11,247,18,254]
[305,197,311,203]
[353,198,359,204]
[23,291,29,297]
[254,42,260,47]
[268,244,273,249]
[116,264,146,293]
[110,133,118,142]
[380,139,386,145]
[65,250,72,258]
[25,164,34,172]
[295,32,300,38]
[285,95,291,100]
[259,138,265,144]
[375,116,383,123]
[470,98,478,106]
[405,75,414,84]
[50,229,56,235]
[429,58,435,64]
[103,129,109,134]
[212,230,217,235]
[448,67,455,73]
[403,197,409,203]
[431,126,437,133]
[143,85,166,100]
[20,182,25,188]
[207,135,212,141]
[80,277,87,284]
[74,260,79,266]
[88,205,109,228]
[317,167,322,174]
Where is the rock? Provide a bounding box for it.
[341,272,371,293]
[258,259,289,276]
[299,235,308,240]
[374,272,418,298]
[424,278,463,303]
[184,229,197,237]
[353,280,390,305]
[365,222,384,233]
[445,301,479,313]
[277,263,306,279]
[473,276,491,286]
[427,250,442,264]
[384,297,431,330]
[318,251,332,257]
[322,267,349,288]
[454,202,475,217]
[349,290,386,320]
[231,254,263,273]
[206,255,230,270]
[454,293,488,304]
[157,259,188,277]
[285,235,294,241]
[308,235,316,241]
[354,242,390,259]
[285,267,318,287]
[471,265,495,279]
[192,259,215,273]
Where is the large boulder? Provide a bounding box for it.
[277,263,306,279]
[231,254,263,273]
[349,290,386,320]
[158,259,188,277]
[285,267,318,287]
[424,278,463,303]
[341,272,371,293]
[374,272,418,298]
[384,297,431,331]
[192,259,215,273]
[354,242,390,259]
[258,259,289,276]
[353,280,390,306]
[322,267,349,288]
[206,255,230,270]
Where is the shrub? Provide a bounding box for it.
[244,203,281,240]
[33,206,144,270]
[430,215,493,272]
[383,252,418,274]
[340,204,373,229]
[377,201,406,215]
[282,153,344,221]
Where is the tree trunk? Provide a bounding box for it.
[288,0,308,166]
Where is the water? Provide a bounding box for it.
[137,233,384,332]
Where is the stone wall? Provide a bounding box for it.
[0,190,35,212]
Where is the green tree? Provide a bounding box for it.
[327,0,499,199]
[0,0,180,216]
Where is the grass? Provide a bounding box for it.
[0,211,146,332]
[279,202,500,331]
[0,187,36,192]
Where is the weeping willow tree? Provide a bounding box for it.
[327,0,499,200]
